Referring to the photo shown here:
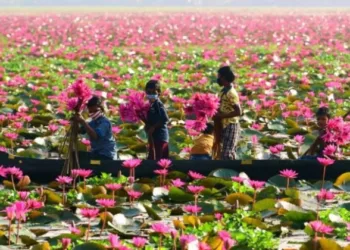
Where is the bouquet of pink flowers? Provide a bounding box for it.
[60,79,93,113]
[119,90,150,123]
[59,79,92,175]
[322,117,350,146]
[184,93,220,135]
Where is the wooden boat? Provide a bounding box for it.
[0,152,349,184]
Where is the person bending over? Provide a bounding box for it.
[190,123,214,160]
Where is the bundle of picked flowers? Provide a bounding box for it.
[184,93,219,135]
[119,90,150,123]
[60,79,92,175]
[322,117,350,158]
[322,117,350,146]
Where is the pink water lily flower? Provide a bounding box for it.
[48,124,59,133]
[154,169,168,175]
[67,97,79,111]
[80,208,99,219]
[6,167,23,180]
[132,237,147,248]
[317,157,335,167]
[232,176,245,184]
[294,135,305,144]
[215,213,223,220]
[280,169,298,179]
[4,132,18,141]
[122,159,142,178]
[171,178,185,188]
[13,201,28,222]
[71,169,93,179]
[157,159,172,169]
[112,126,122,134]
[187,185,205,194]
[56,176,73,185]
[180,234,198,247]
[81,138,91,146]
[151,222,170,234]
[127,190,143,200]
[199,242,211,250]
[188,170,205,180]
[18,191,30,201]
[96,199,115,208]
[105,183,122,191]
[316,189,335,201]
[309,221,333,235]
[61,238,71,250]
[69,225,81,235]
[248,180,265,190]
[26,200,43,210]
[323,145,337,156]
[109,234,122,248]
[183,205,202,214]
[0,166,7,178]
[5,205,16,221]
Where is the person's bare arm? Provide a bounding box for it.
[304,136,321,156]
[74,114,98,140]
[214,104,242,120]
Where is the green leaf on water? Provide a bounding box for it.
[209,168,238,179]
[268,175,296,188]
[169,187,194,203]
[253,198,276,212]
[143,204,162,220]
[73,242,106,250]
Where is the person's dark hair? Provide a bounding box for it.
[316,107,331,119]
[203,122,214,135]
[145,80,161,93]
[218,66,235,83]
[87,96,104,112]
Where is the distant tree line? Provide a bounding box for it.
[0,0,349,7]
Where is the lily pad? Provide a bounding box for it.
[121,208,141,218]
[73,243,106,250]
[283,211,316,229]
[300,238,342,250]
[169,187,194,203]
[143,204,162,220]
[31,242,51,250]
[209,168,238,179]
[253,198,276,212]
[242,217,268,230]
[338,181,350,192]
[268,175,296,188]
[226,193,253,206]
[256,186,278,200]
[312,181,333,190]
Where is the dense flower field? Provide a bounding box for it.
[0,12,349,159]
[0,10,349,250]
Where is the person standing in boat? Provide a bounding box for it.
[213,66,242,160]
[74,96,117,160]
[144,80,170,160]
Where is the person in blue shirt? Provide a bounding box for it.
[74,96,117,160]
[144,80,169,160]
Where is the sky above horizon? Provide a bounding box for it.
[0,0,349,7]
